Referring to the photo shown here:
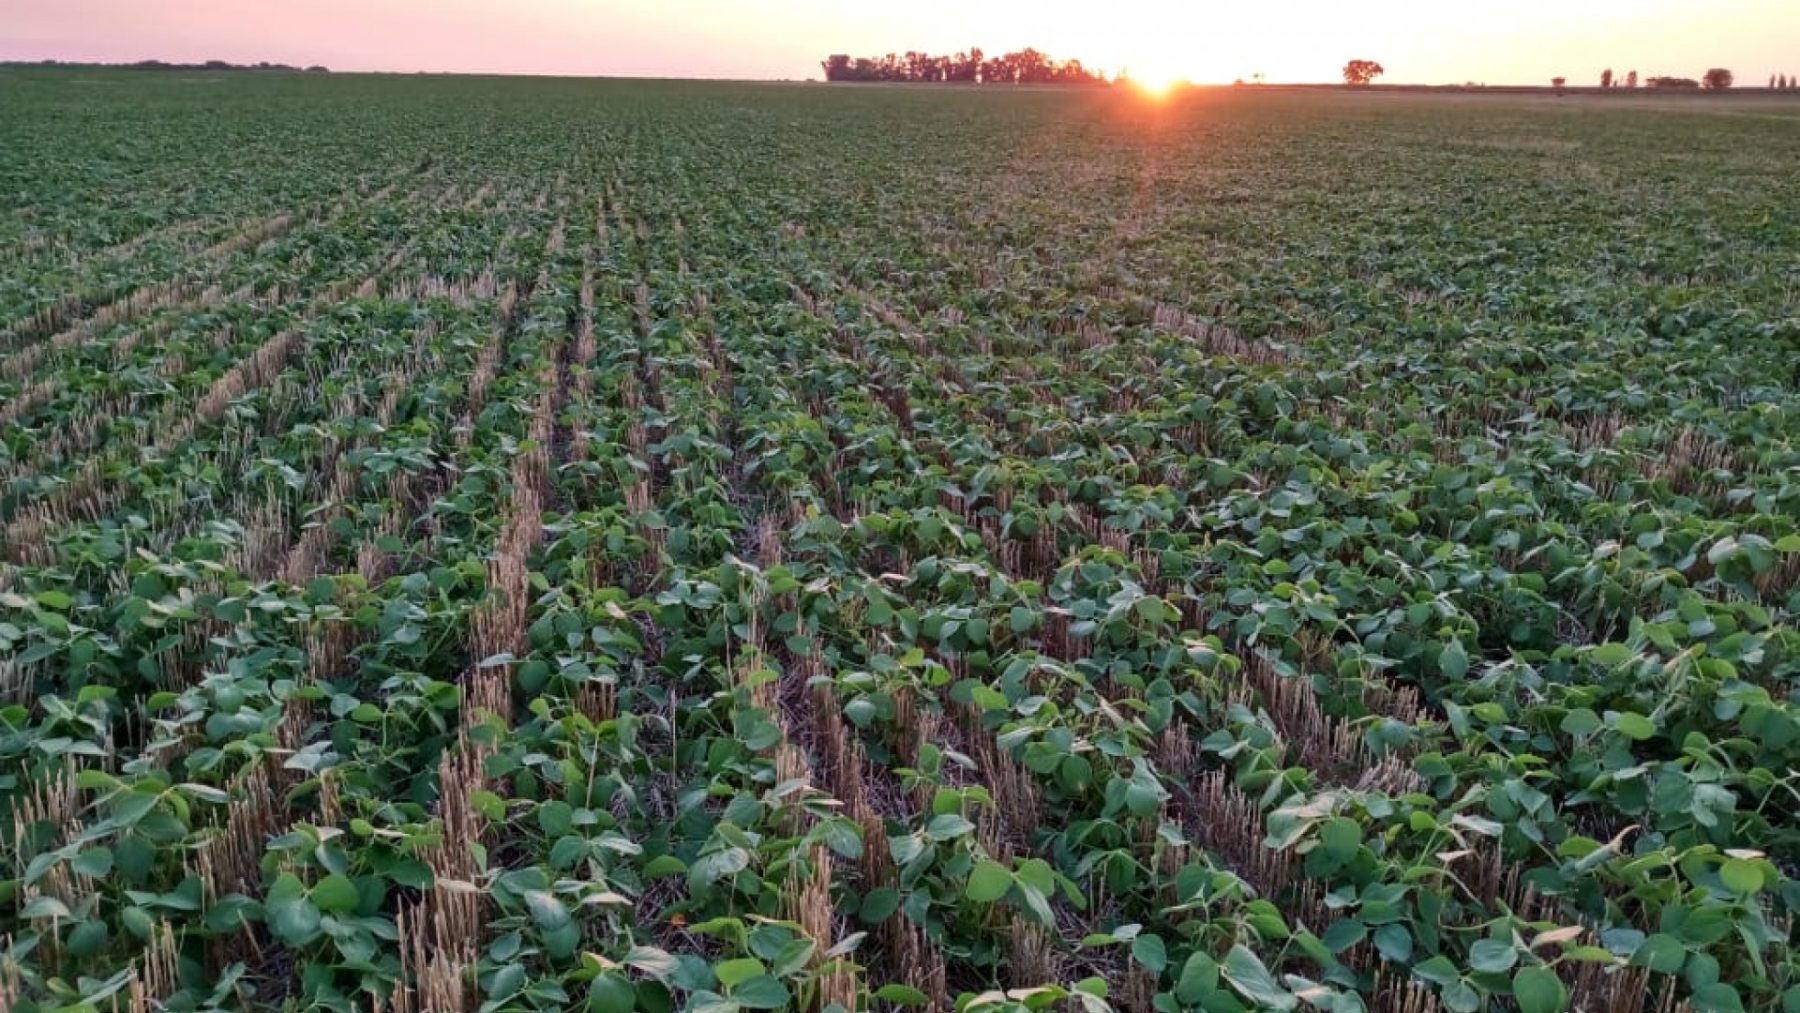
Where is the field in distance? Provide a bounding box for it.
[0,70,1797,1013]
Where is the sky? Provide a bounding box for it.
[4,0,1798,86]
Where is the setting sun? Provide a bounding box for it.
[1117,43,1196,95]
[1126,68,1187,96]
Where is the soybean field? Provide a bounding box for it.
[1,70,1799,1013]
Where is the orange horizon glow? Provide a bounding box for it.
[1125,71,1184,98]
[4,0,1799,87]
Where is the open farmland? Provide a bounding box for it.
[1,70,1798,1013]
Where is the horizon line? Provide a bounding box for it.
[4,61,1785,92]
[2,54,1781,90]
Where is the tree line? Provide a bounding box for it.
[1348,60,1796,92]
[4,59,330,73]
[821,49,1109,85]
[1645,69,1734,89]
[1587,68,1796,90]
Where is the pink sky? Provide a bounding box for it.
[4,0,1798,85]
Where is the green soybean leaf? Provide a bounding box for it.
[1131,932,1167,974]
[1471,938,1519,973]
[1222,944,1296,1011]
[311,873,359,914]
[1610,711,1655,740]
[1439,640,1469,679]
[1319,817,1362,863]
[1633,933,1686,973]
[1322,919,1367,954]
[714,958,765,988]
[730,975,791,1009]
[1689,983,1745,1013]
[587,973,636,1013]
[1719,859,1762,895]
[266,873,321,946]
[1513,966,1567,1013]
[967,859,1012,903]
[924,813,975,841]
[71,847,114,878]
[859,888,900,922]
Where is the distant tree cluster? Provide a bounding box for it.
[1633,69,1735,90]
[6,58,328,73]
[1342,60,1384,86]
[820,49,1108,85]
[1575,65,1800,92]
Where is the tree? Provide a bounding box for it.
[1703,67,1734,90]
[1600,68,1613,88]
[1343,60,1385,86]
[1552,76,1567,94]
[1012,47,1051,83]
[1625,70,1637,88]
[947,48,981,82]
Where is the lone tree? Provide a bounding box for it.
[1552,76,1567,93]
[1703,67,1734,89]
[1600,68,1613,88]
[1343,60,1385,86]
[1626,69,1637,87]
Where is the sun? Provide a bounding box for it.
[1124,64,1189,97]
[1130,73,1176,97]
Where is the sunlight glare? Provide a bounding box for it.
[1117,45,1196,96]
[1126,66,1188,97]
[1130,72,1176,96]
